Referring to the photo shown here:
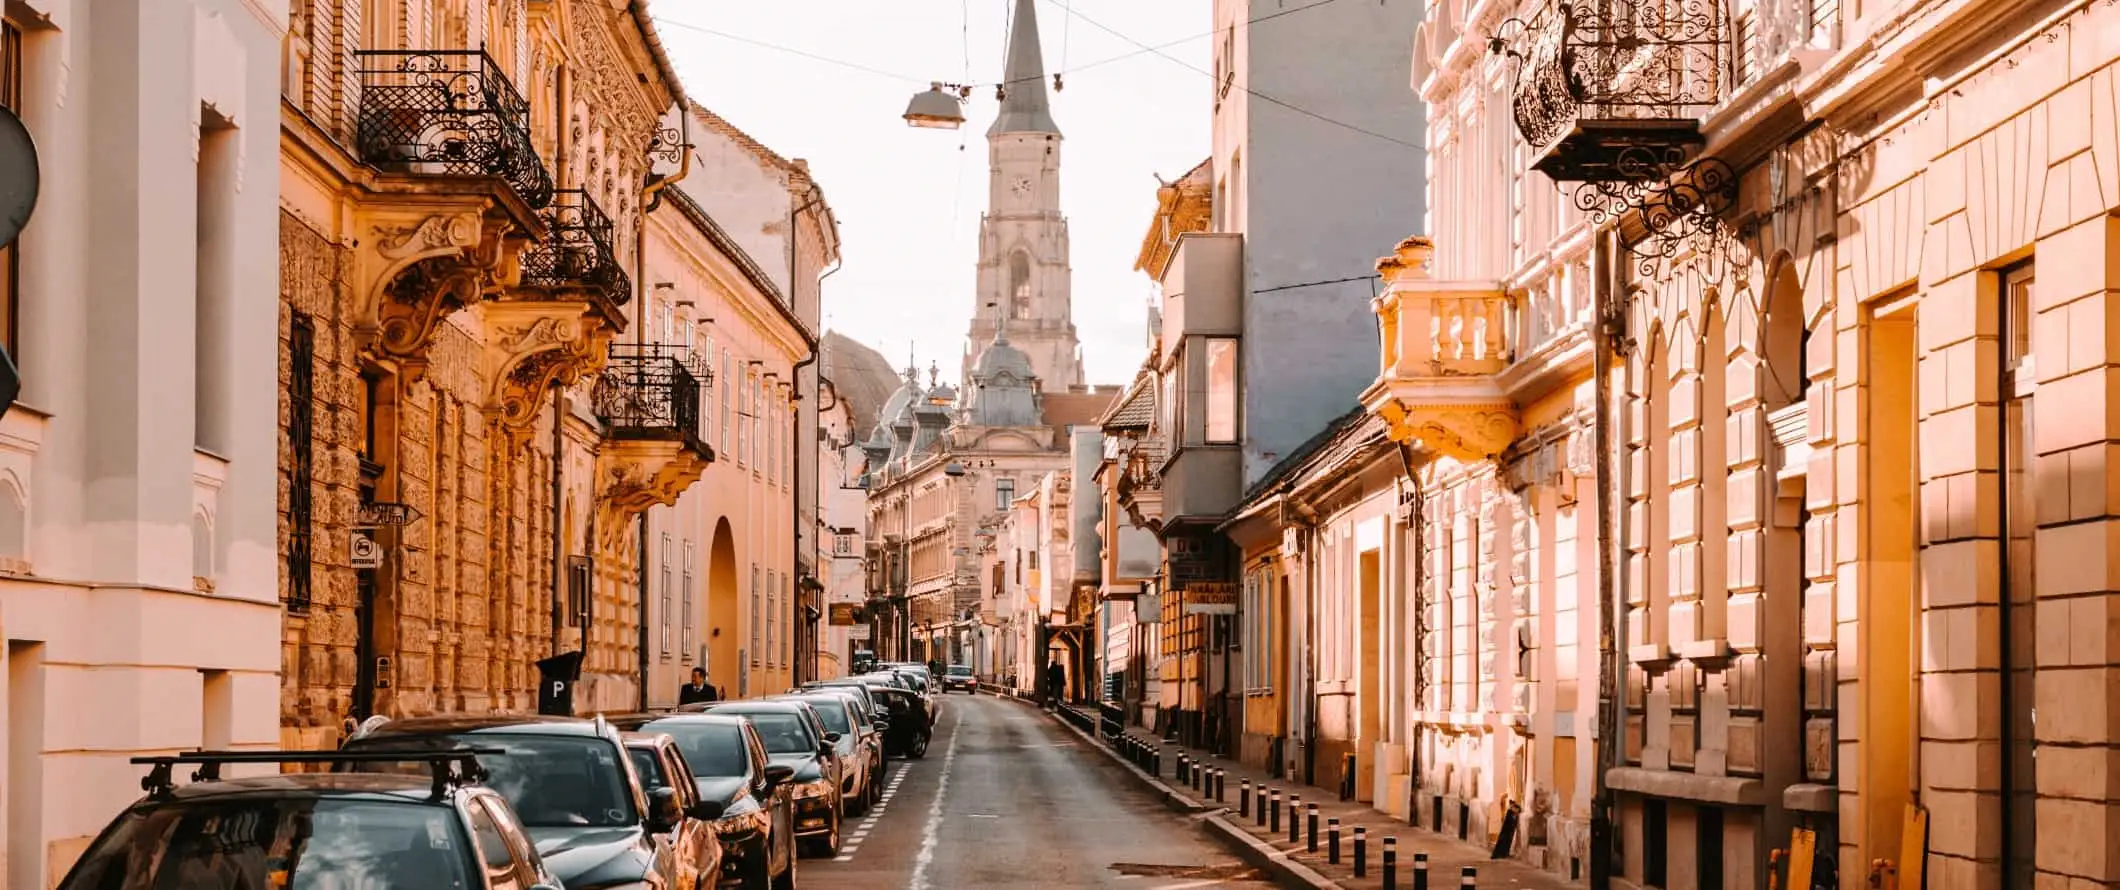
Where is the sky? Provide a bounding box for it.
[653,0,1213,387]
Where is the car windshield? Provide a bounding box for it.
[60,798,473,890]
[644,721,751,778]
[948,666,973,676]
[735,712,816,754]
[799,699,852,735]
[349,734,636,828]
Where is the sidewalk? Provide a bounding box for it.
[1043,701,1575,889]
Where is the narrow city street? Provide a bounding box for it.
[807,693,1272,889]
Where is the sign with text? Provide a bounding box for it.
[349,531,384,569]
[829,603,862,626]
[1165,532,1231,588]
[1182,581,1237,615]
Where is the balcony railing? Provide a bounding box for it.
[593,344,707,453]
[521,189,631,307]
[1497,0,1729,182]
[354,49,554,208]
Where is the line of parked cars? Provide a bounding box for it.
[55,662,944,890]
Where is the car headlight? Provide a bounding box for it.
[791,778,834,800]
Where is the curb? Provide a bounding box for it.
[1201,812,1340,890]
[1005,697,1339,890]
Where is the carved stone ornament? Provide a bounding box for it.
[594,440,711,549]
[480,302,610,434]
[356,209,529,377]
[1372,398,1522,463]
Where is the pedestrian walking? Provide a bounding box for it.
[1045,659,1066,709]
[677,667,720,705]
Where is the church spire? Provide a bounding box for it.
[988,0,1060,137]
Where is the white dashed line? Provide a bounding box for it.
[908,720,962,890]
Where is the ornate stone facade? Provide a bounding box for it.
[278,0,694,745]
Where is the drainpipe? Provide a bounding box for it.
[1589,228,1623,890]
[638,513,651,711]
[1397,441,1425,824]
[550,66,575,657]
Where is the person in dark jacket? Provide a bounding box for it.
[677,667,719,705]
[1045,660,1067,708]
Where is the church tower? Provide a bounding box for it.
[965,0,1084,391]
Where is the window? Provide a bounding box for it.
[766,569,778,668]
[1243,563,1274,692]
[720,350,733,450]
[702,336,717,447]
[286,312,315,610]
[681,540,695,662]
[1204,338,1238,443]
[2001,262,2038,885]
[749,565,761,666]
[995,477,1015,511]
[659,533,672,659]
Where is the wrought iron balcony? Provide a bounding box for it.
[521,189,632,310]
[1495,0,1729,183]
[593,344,709,455]
[354,49,555,209]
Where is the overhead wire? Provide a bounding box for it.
[655,0,1356,92]
[1033,0,1426,153]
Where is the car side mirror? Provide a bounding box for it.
[873,717,891,730]
[688,798,727,821]
[824,731,842,744]
[645,786,683,834]
[763,763,797,787]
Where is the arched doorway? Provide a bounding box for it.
[707,518,739,696]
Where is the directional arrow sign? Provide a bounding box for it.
[355,501,424,528]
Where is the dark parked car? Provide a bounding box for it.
[690,701,845,857]
[867,686,932,758]
[775,690,883,813]
[942,664,977,693]
[605,713,798,890]
[622,732,727,890]
[340,714,706,890]
[59,748,561,890]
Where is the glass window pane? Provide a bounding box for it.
[1205,339,1237,443]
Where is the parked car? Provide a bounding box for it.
[775,690,883,813]
[867,686,932,758]
[622,731,728,890]
[340,714,708,890]
[59,748,561,890]
[605,713,798,890]
[690,701,845,857]
[942,664,977,693]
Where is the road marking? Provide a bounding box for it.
[835,855,855,862]
[967,813,999,818]
[907,712,962,890]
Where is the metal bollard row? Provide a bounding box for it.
[1240,779,1252,817]
[1353,826,1367,877]
[1306,803,1319,853]
[1327,817,1341,863]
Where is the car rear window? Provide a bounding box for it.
[738,712,817,754]
[948,666,973,676]
[642,720,751,778]
[347,734,636,829]
[798,699,852,735]
[61,798,474,890]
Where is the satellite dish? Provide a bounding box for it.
[0,105,39,249]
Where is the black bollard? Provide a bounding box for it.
[1240,780,1252,817]
[1460,865,1476,888]
[1270,790,1282,833]
[1353,826,1367,877]
[1215,769,1226,802]
[1288,796,1301,843]
[1412,851,1429,890]
[1151,748,1161,776]
[1262,788,1274,828]
[1382,838,1398,890]
[1177,754,1189,784]
[1306,803,1319,853]
[1328,817,1341,863]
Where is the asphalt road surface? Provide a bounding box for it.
[802,692,1274,889]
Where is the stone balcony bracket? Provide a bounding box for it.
[478,301,613,440]
[353,203,540,381]
[594,441,711,551]
[1365,236,1522,462]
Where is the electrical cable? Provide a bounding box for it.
[1034,0,1426,153]
[1252,274,1377,295]
[656,0,1354,91]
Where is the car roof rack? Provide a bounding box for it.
[131,748,506,801]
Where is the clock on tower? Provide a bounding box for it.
[1010,176,1032,199]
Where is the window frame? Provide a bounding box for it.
[1202,337,1239,444]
